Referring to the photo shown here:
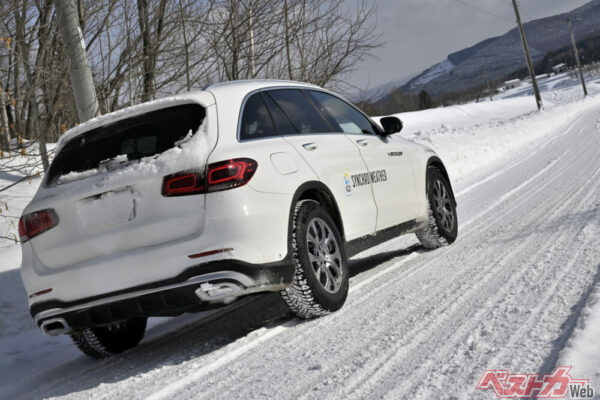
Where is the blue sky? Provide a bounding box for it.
[348,0,591,90]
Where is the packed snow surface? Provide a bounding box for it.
[1,72,599,399]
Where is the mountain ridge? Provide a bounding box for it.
[401,0,600,95]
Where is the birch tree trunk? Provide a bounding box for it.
[54,0,100,123]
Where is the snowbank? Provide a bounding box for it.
[557,278,600,392]
[384,96,539,135]
[379,77,600,190]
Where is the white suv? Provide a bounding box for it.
[19,80,457,357]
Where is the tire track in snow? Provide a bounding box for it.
[395,144,600,400]
[354,114,600,397]
[141,250,422,400]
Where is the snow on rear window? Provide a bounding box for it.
[46,104,206,186]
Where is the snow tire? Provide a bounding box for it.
[416,167,458,249]
[70,318,147,359]
[281,200,349,318]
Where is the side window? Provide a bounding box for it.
[267,89,334,134]
[240,93,277,140]
[306,90,376,135]
[262,93,298,135]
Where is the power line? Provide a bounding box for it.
[449,0,515,23]
[494,0,513,7]
[492,0,535,21]
[486,0,536,22]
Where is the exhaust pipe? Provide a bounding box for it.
[40,318,70,336]
[195,281,243,303]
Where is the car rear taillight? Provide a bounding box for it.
[207,158,257,192]
[162,172,205,196]
[162,158,257,197]
[19,209,59,242]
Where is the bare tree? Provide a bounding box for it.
[137,0,167,102]
[0,0,381,159]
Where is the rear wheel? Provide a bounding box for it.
[70,318,147,358]
[416,167,458,249]
[281,200,349,318]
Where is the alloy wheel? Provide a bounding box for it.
[305,218,343,294]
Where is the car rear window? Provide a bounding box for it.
[46,104,205,186]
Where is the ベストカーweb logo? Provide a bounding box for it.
[476,367,594,398]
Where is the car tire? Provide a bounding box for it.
[70,317,147,358]
[416,167,458,249]
[280,200,349,318]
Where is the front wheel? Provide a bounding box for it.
[70,318,147,358]
[416,167,458,249]
[280,200,349,318]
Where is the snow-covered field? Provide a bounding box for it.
[1,73,599,399]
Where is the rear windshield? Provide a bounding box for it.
[46,104,205,186]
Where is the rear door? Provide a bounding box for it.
[264,89,377,240]
[30,103,214,269]
[305,90,419,231]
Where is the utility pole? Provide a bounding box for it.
[568,18,588,97]
[54,0,100,123]
[511,0,543,110]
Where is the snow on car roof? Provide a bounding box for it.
[55,92,215,153]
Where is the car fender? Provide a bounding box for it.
[404,144,455,221]
[288,181,346,244]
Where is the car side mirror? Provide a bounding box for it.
[379,117,403,136]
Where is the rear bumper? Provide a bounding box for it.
[21,185,293,311]
[31,258,293,335]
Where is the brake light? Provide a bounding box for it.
[162,158,257,197]
[162,172,205,196]
[19,209,59,242]
[18,218,27,239]
[207,158,257,192]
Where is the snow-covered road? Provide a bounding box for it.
[1,93,598,399]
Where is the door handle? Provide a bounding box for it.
[356,139,369,147]
[303,142,318,151]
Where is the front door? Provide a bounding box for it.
[304,90,419,231]
[263,88,378,240]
